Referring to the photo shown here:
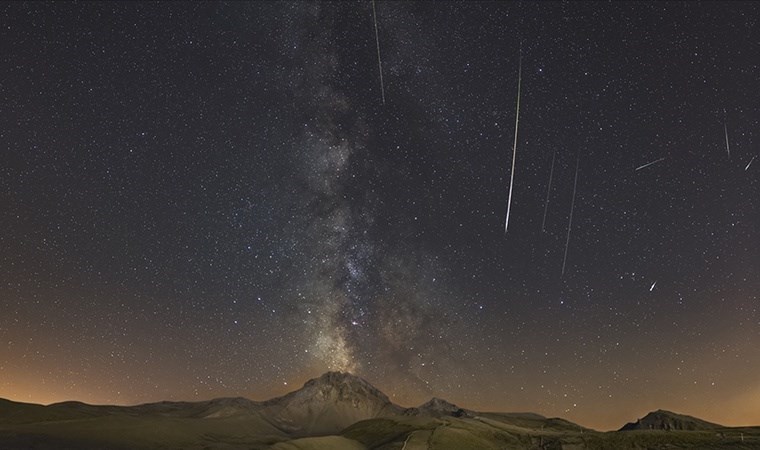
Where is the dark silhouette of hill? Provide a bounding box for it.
[620,409,722,431]
[403,397,472,418]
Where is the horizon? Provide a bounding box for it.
[2,1,758,437]
[2,370,757,432]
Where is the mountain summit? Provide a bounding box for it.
[261,371,403,435]
[300,371,393,402]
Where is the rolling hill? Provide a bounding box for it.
[619,409,722,431]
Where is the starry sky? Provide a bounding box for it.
[1,1,759,431]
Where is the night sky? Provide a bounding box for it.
[1,1,759,431]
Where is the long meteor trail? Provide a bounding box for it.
[635,157,666,172]
[371,0,385,105]
[504,53,522,234]
[541,151,556,233]
[561,154,580,277]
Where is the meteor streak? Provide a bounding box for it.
[504,52,522,234]
[724,122,730,159]
[635,157,666,172]
[650,281,657,292]
[371,0,385,105]
[561,154,580,277]
[541,151,556,233]
[746,155,755,171]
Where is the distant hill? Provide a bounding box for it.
[620,409,722,431]
[0,372,758,449]
[403,397,472,418]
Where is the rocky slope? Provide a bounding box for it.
[260,371,404,435]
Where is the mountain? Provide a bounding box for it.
[260,371,404,435]
[1,373,758,449]
[619,409,722,431]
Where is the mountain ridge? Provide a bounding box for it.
[0,373,735,431]
[1,372,757,449]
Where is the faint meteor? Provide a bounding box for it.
[371,0,385,105]
[561,154,580,277]
[746,155,755,171]
[724,121,730,159]
[635,157,666,172]
[504,52,522,234]
[541,151,556,233]
[650,281,657,292]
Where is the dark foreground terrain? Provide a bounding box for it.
[1,372,758,449]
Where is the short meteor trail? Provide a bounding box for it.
[371,0,386,105]
[561,154,580,277]
[746,155,755,171]
[650,281,657,292]
[724,118,730,159]
[504,52,522,234]
[541,151,556,233]
[635,157,666,172]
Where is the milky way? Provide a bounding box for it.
[1,1,759,431]
[270,4,457,387]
